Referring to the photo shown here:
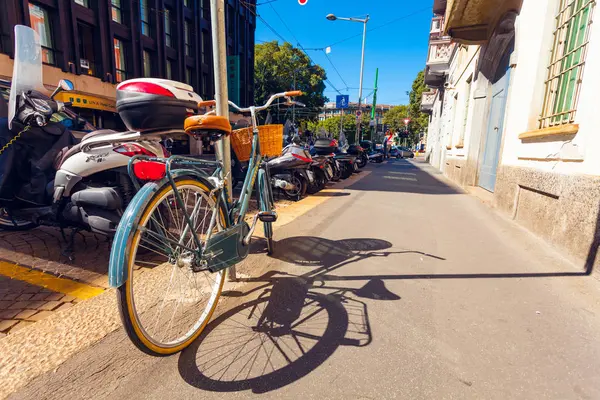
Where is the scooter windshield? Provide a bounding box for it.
[8,25,44,129]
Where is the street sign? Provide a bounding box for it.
[298,0,307,5]
[403,118,411,125]
[336,94,349,109]
[356,110,362,121]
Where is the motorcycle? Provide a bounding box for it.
[0,26,202,256]
[360,140,384,163]
[310,146,342,182]
[347,144,368,168]
[313,136,358,179]
[268,135,313,200]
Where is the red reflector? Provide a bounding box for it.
[113,143,156,157]
[118,82,175,97]
[133,161,166,181]
[292,153,312,163]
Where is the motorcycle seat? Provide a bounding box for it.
[54,129,117,168]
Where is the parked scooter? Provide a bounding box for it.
[347,144,368,168]
[268,135,313,200]
[310,146,342,182]
[360,140,384,163]
[0,26,202,256]
[313,136,358,179]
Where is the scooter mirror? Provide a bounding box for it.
[50,79,74,99]
[60,79,74,91]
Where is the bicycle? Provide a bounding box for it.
[108,90,302,356]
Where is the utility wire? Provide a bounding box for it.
[261,3,343,94]
[318,6,431,50]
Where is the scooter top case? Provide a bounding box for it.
[116,78,202,133]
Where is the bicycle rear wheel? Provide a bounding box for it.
[115,178,227,356]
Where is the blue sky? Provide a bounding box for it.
[253,0,433,106]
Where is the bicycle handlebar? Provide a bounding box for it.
[228,90,303,114]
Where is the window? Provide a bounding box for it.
[184,21,192,56]
[74,0,89,7]
[540,0,596,128]
[114,38,127,82]
[78,23,98,77]
[140,0,150,36]
[202,74,208,98]
[185,68,192,86]
[143,50,151,77]
[112,0,123,23]
[164,8,172,47]
[431,18,442,33]
[227,5,235,38]
[201,31,211,64]
[28,3,55,65]
[166,60,173,80]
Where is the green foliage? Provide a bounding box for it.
[309,115,356,139]
[254,41,328,123]
[383,105,410,132]
[407,70,430,143]
[380,70,430,146]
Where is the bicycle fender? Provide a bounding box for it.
[108,169,216,288]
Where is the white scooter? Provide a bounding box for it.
[0,26,201,255]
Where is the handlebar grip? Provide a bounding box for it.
[284,90,303,97]
[198,100,217,108]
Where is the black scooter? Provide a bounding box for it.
[313,137,358,179]
[267,136,313,200]
[347,144,368,168]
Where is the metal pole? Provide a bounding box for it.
[340,110,343,137]
[356,15,369,143]
[210,0,235,281]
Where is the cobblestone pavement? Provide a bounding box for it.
[0,228,108,335]
[0,192,294,336]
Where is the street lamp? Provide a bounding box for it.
[326,13,369,143]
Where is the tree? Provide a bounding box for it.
[254,41,328,123]
[316,115,356,138]
[407,70,429,140]
[383,105,410,133]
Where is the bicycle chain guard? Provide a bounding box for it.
[203,221,250,273]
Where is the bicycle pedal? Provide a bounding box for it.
[257,211,277,223]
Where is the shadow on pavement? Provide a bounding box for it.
[179,231,593,393]
[178,236,424,394]
[349,158,463,195]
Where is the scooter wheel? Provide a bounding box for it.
[341,165,353,179]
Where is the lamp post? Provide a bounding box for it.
[326,13,369,143]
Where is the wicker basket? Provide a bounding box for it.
[231,124,284,162]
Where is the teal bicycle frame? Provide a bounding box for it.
[108,102,277,288]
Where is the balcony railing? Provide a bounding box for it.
[426,37,456,74]
[421,90,436,112]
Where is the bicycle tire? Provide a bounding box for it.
[115,177,228,356]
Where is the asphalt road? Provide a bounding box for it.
[11,159,600,400]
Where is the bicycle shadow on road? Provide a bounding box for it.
[178,236,436,394]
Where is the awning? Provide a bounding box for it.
[55,91,116,113]
[443,0,523,44]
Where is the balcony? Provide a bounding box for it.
[443,0,523,44]
[421,90,436,113]
[426,37,456,75]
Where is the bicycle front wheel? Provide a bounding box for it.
[116,178,227,356]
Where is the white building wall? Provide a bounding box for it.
[501,0,600,176]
